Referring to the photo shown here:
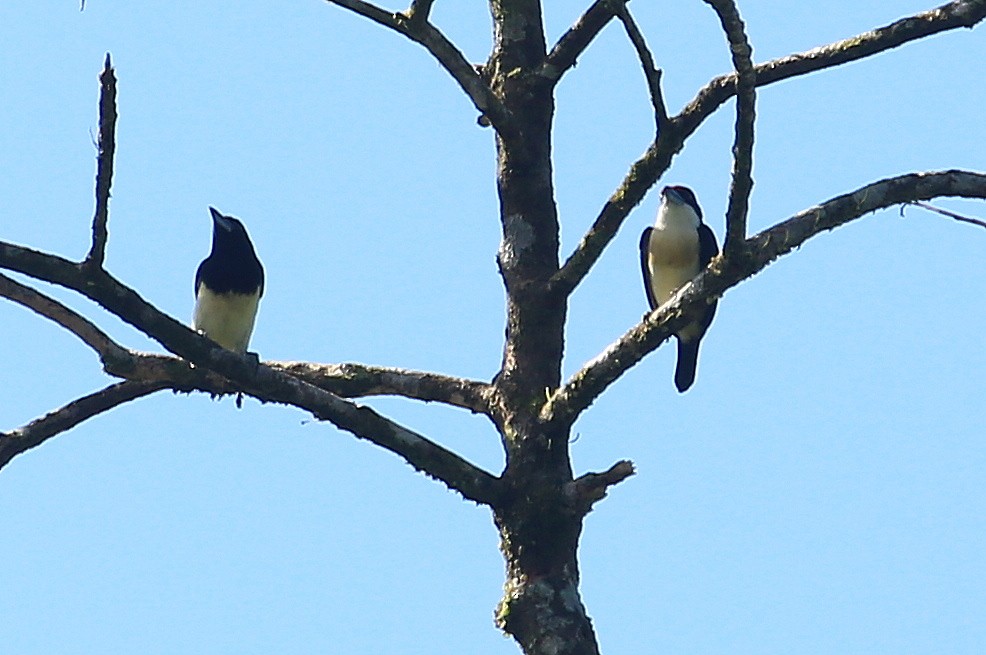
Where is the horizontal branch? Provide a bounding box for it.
[1,269,494,413]
[542,170,986,427]
[540,0,624,83]
[1,381,167,470]
[0,244,502,504]
[274,361,493,414]
[549,0,986,297]
[325,0,515,136]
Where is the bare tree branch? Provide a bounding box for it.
[325,0,515,137]
[403,0,434,23]
[564,460,635,514]
[0,272,128,364]
[84,53,116,270]
[0,272,493,414]
[540,0,623,83]
[702,0,755,255]
[274,361,493,414]
[542,170,986,427]
[677,0,986,145]
[614,4,667,130]
[549,0,986,298]
[0,381,167,470]
[548,140,673,297]
[907,200,986,229]
[0,244,501,503]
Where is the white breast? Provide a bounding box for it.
[647,203,702,305]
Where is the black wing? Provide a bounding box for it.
[639,227,659,310]
[194,258,208,297]
[696,223,720,331]
[698,223,719,266]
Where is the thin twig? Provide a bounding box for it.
[703,0,755,254]
[614,4,667,131]
[908,200,986,229]
[325,0,515,137]
[0,381,167,470]
[85,53,116,270]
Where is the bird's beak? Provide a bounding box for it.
[663,187,683,205]
[209,207,233,232]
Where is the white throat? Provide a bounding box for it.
[656,201,700,231]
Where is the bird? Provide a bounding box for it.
[193,207,265,353]
[640,185,719,393]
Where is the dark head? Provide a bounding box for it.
[209,207,257,256]
[661,186,703,221]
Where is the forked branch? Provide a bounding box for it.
[550,0,986,297]
[0,242,501,502]
[542,170,986,426]
[541,0,625,83]
[325,0,514,136]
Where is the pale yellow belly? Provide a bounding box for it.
[647,229,701,305]
[192,289,260,352]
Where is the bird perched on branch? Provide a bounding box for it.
[640,185,719,392]
[193,207,265,353]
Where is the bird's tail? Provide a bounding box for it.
[675,339,701,393]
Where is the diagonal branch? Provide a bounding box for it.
[0,244,501,504]
[703,0,756,254]
[677,0,986,145]
[540,0,625,83]
[0,272,129,364]
[548,140,674,297]
[614,3,667,130]
[0,273,243,395]
[541,170,986,427]
[325,0,515,137]
[549,0,986,298]
[85,53,116,270]
[907,200,986,229]
[1,381,167,470]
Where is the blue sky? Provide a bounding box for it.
[2,2,985,653]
